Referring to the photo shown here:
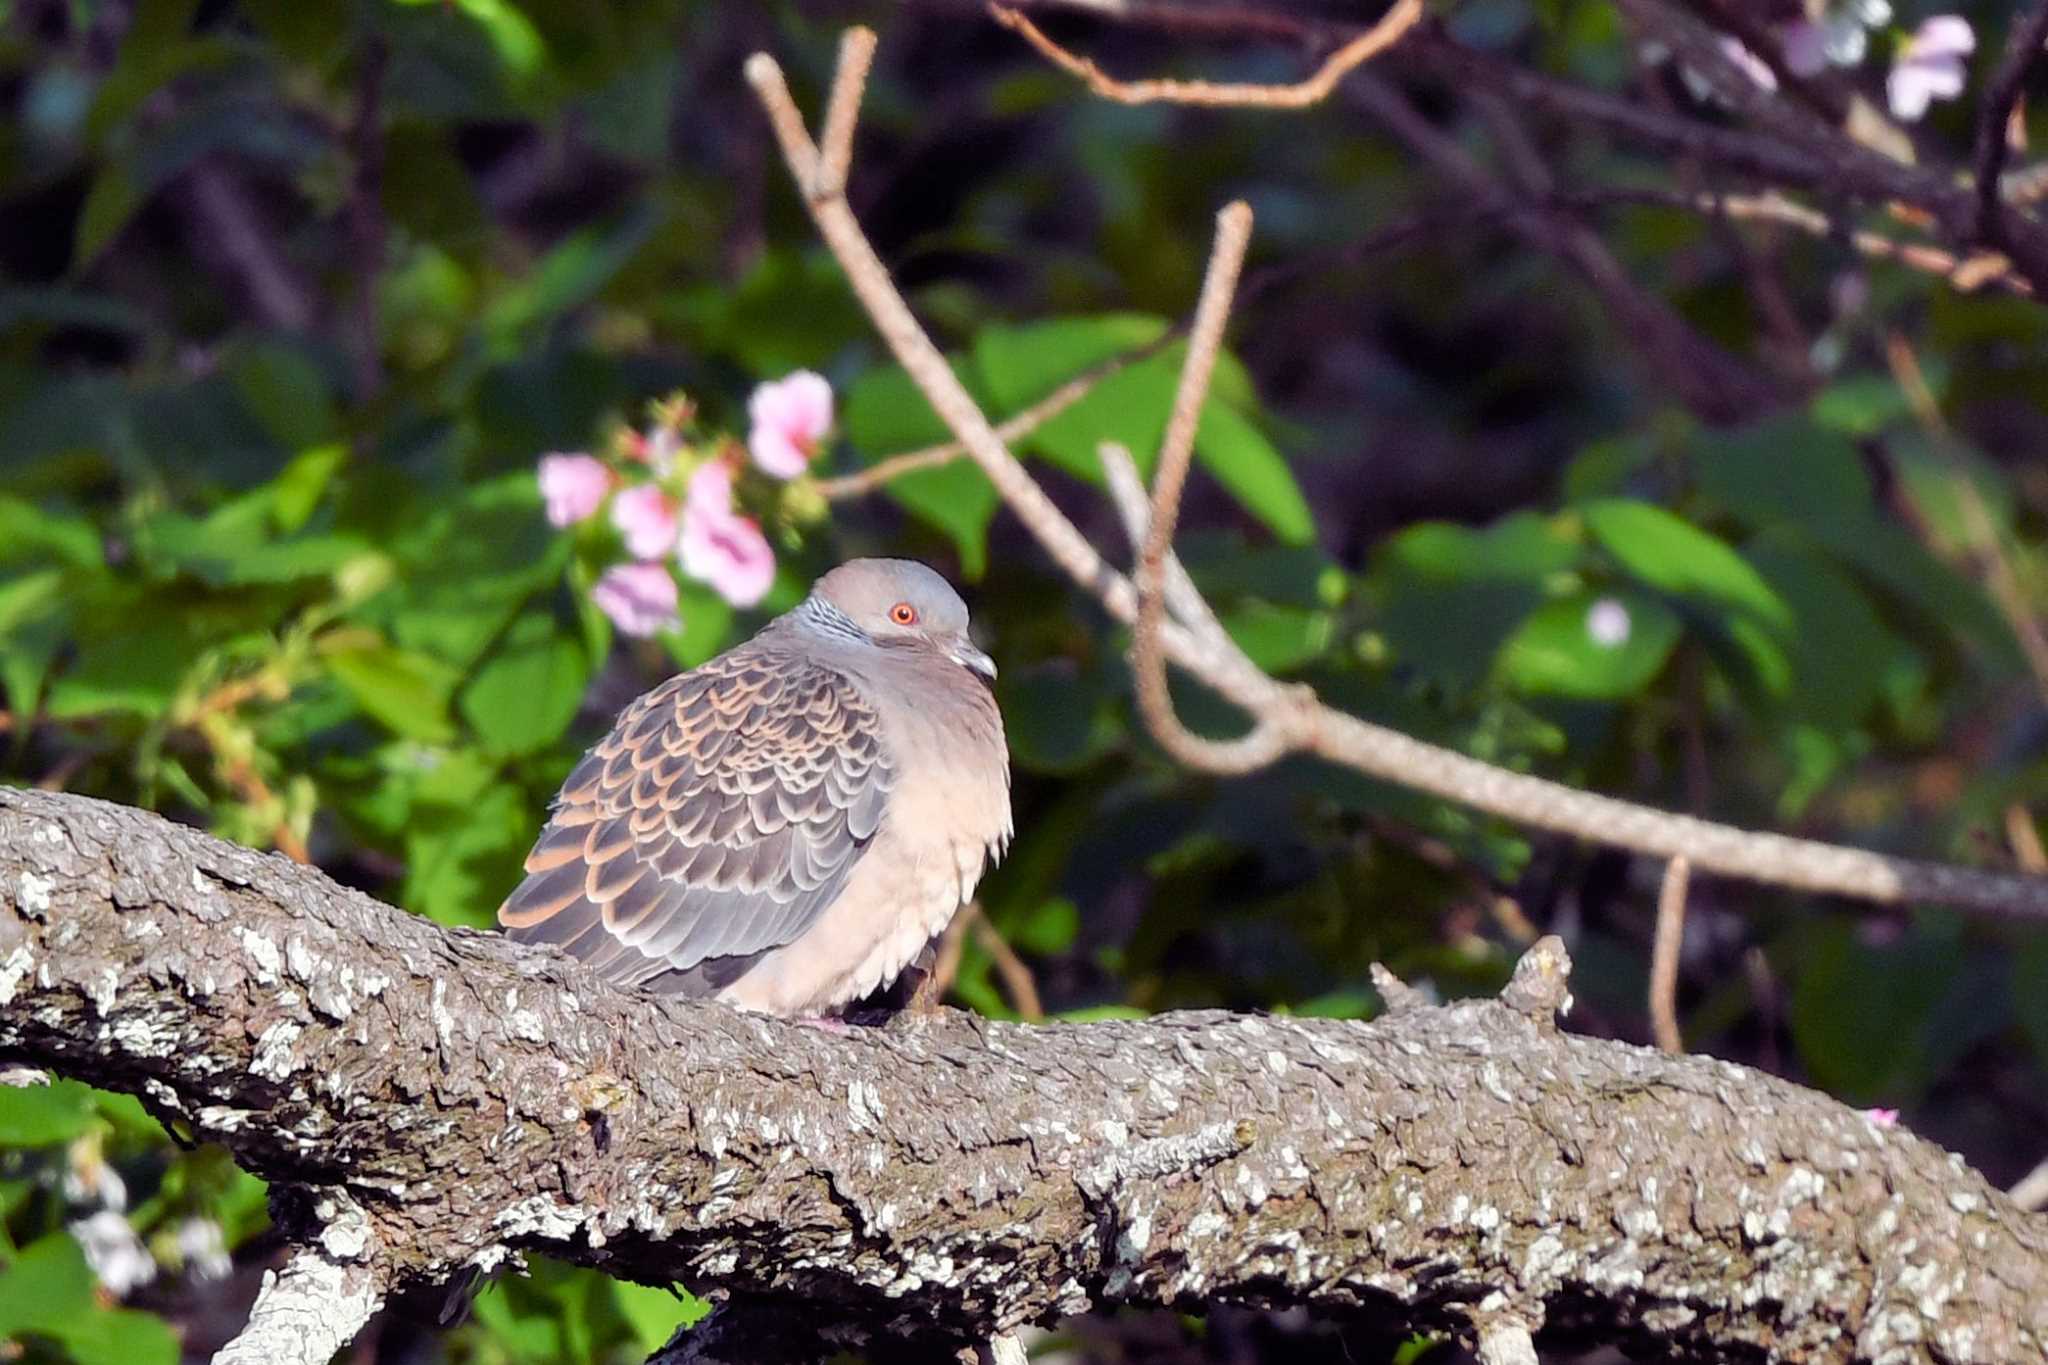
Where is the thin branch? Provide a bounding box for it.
[211,1248,384,1365]
[2009,805,2048,872]
[1707,191,2031,297]
[816,27,878,196]
[988,0,1422,108]
[1131,202,1301,774]
[969,906,1045,1020]
[745,28,2048,920]
[2013,1156,2048,1211]
[1649,856,1692,1054]
[1345,74,1783,423]
[816,332,1172,501]
[1974,2,2048,245]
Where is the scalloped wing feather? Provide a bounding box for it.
[498,642,896,996]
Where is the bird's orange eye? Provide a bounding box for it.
[888,602,918,626]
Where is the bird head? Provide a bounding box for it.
[803,558,997,682]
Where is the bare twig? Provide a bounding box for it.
[816,27,878,196]
[1131,202,1304,773]
[2013,1156,2048,1211]
[2009,805,2048,872]
[1885,332,2048,702]
[744,29,2048,921]
[1345,74,1782,423]
[1707,192,2031,297]
[815,333,1171,501]
[1974,3,2048,245]
[970,908,1046,1021]
[1649,856,1692,1053]
[988,0,1422,108]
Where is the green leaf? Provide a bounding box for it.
[842,362,1000,574]
[1219,600,1331,673]
[2015,939,2048,1073]
[1007,897,1080,955]
[659,580,736,670]
[1790,922,1960,1103]
[0,497,102,570]
[403,780,531,926]
[0,1234,98,1339]
[73,164,144,265]
[326,642,462,743]
[460,615,588,755]
[1383,512,1578,581]
[1191,399,1313,545]
[999,663,1116,774]
[1810,373,1914,437]
[612,1281,712,1354]
[1582,498,1790,629]
[1693,415,1874,529]
[230,344,339,452]
[0,1080,96,1145]
[46,621,191,721]
[975,313,1168,418]
[975,315,1310,540]
[1374,514,1578,690]
[269,444,348,533]
[1498,589,1682,699]
[1746,540,1899,729]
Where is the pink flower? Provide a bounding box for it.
[611,484,679,559]
[747,371,833,478]
[537,453,611,527]
[679,462,776,608]
[590,562,680,638]
[1780,19,1829,77]
[1863,1107,1900,1128]
[1888,15,1974,121]
[1719,35,1777,91]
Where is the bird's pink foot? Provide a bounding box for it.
[794,1015,853,1035]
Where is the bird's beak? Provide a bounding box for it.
[951,641,998,681]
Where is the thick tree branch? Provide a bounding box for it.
[5,787,2048,1362]
[211,1246,385,1365]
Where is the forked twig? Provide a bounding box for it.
[742,29,2048,921]
[988,0,1423,109]
[1130,201,1303,773]
[1649,856,1692,1053]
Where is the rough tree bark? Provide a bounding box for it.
[2,786,2044,1363]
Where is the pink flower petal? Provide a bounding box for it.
[1780,20,1829,77]
[590,562,680,638]
[1862,1107,1900,1128]
[747,371,834,478]
[610,484,680,560]
[537,453,611,527]
[1912,15,1975,59]
[680,461,776,607]
[1719,36,1778,91]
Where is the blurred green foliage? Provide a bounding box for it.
[4,0,2048,1360]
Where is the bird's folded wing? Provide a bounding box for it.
[498,647,894,994]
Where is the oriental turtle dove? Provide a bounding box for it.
[499,558,1011,1015]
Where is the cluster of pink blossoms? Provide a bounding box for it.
[536,371,834,638]
[1716,11,1974,123]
